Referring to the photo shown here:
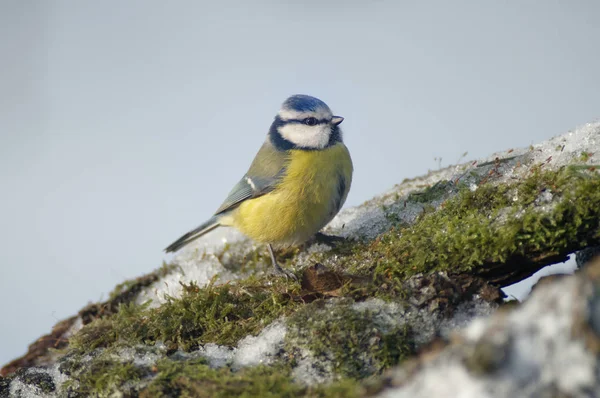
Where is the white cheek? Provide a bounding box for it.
[278,124,331,149]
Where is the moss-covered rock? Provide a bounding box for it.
[346,166,600,285]
[285,298,414,380]
[378,257,600,397]
[2,122,600,397]
[70,276,302,355]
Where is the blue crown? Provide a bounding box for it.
[282,95,330,113]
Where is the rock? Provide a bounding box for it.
[0,377,11,398]
[576,246,600,269]
[377,256,600,398]
[9,369,56,397]
[1,121,599,397]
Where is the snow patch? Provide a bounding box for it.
[139,228,248,305]
[198,344,234,368]
[232,322,287,368]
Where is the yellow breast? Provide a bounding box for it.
[229,143,352,246]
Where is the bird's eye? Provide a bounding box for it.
[304,117,318,126]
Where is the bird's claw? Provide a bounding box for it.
[271,264,299,281]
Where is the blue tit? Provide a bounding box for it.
[165,94,353,278]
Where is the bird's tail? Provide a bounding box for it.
[164,216,220,253]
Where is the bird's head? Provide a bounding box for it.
[269,94,344,150]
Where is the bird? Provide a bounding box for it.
[165,94,353,279]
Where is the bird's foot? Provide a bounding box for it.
[313,232,348,246]
[271,263,299,282]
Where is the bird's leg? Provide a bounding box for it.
[313,232,348,246]
[267,244,298,281]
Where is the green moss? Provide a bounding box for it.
[286,299,414,379]
[580,151,592,162]
[76,360,146,397]
[343,167,600,282]
[61,164,600,397]
[69,318,118,351]
[140,359,296,398]
[66,353,368,398]
[63,353,369,398]
[139,357,367,398]
[61,350,149,397]
[72,275,302,354]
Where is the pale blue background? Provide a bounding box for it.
[1,1,599,364]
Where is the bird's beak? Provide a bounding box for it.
[332,116,344,126]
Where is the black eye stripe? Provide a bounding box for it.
[286,118,329,125]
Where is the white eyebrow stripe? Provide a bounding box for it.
[245,176,257,191]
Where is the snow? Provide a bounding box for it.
[114,343,165,367]
[137,228,249,305]
[197,322,287,369]
[502,256,578,301]
[232,322,287,368]
[198,344,234,368]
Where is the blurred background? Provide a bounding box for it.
[1,1,599,364]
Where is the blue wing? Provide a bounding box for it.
[215,139,288,215]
